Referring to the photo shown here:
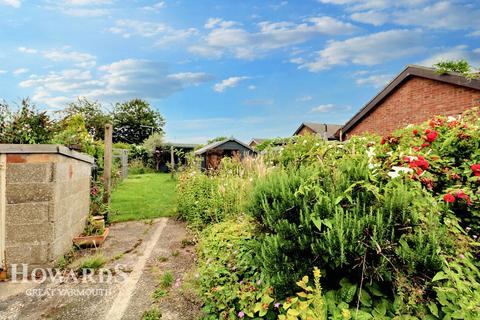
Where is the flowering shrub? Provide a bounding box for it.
[374,108,480,231]
[179,108,480,319]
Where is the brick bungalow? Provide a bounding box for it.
[340,65,480,139]
[294,122,343,140]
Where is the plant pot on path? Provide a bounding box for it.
[73,227,110,247]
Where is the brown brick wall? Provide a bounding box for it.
[296,126,316,136]
[347,77,480,137]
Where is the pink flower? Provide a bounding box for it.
[238,311,245,318]
[425,130,438,142]
[455,190,472,205]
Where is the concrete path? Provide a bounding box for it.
[104,219,167,320]
[0,218,202,320]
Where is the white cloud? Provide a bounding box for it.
[345,1,480,30]
[419,45,480,67]
[142,1,165,12]
[13,68,29,75]
[0,0,21,8]
[45,0,111,17]
[350,10,389,26]
[43,49,96,68]
[355,73,392,88]
[297,95,312,102]
[63,0,111,5]
[213,76,249,92]
[204,18,237,29]
[190,16,358,60]
[17,46,38,54]
[17,46,97,69]
[18,59,213,107]
[248,85,256,90]
[393,1,480,30]
[109,19,198,45]
[0,70,7,75]
[62,8,109,16]
[318,0,427,11]
[301,29,425,72]
[188,45,224,59]
[311,103,334,112]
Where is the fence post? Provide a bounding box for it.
[0,154,7,277]
[170,145,175,179]
[103,124,113,205]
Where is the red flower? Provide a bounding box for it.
[380,137,386,145]
[443,194,455,203]
[414,156,429,170]
[421,143,430,149]
[425,131,438,142]
[471,164,480,177]
[448,121,459,128]
[413,129,419,135]
[455,190,472,205]
[425,129,431,134]
[404,155,429,173]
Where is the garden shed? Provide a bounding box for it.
[155,142,199,172]
[0,145,93,275]
[194,138,256,170]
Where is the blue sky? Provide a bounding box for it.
[1,0,479,143]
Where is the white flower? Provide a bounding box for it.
[368,163,379,169]
[302,140,307,144]
[366,147,376,159]
[388,166,413,178]
[447,116,457,122]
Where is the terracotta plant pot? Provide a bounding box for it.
[0,270,7,282]
[73,227,109,247]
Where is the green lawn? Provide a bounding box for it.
[110,173,177,222]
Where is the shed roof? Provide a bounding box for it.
[162,142,199,149]
[293,122,343,139]
[341,65,480,135]
[249,138,268,145]
[194,137,255,155]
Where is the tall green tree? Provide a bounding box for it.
[59,97,112,140]
[112,99,165,144]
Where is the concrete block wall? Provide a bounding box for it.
[1,145,93,270]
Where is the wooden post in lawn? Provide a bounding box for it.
[170,145,175,179]
[103,124,113,205]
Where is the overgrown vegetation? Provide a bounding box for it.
[177,107,480,319]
